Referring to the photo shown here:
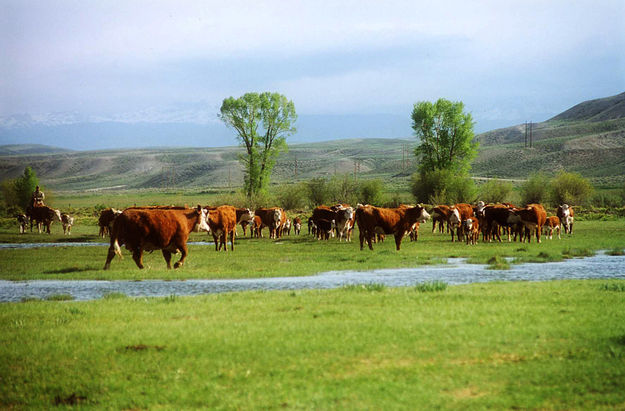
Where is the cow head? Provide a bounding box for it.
[463,218,474,231]
[239,208,255,224]
[54,209,62,221]
[449,208,461,227]
[196,205,211,232]
[272,209,282,226]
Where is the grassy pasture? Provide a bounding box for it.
[0,219,623,281]
[1,280,624,409]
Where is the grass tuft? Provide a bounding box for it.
[607,248,625,256]
[102,292,127,300]
[45,294,74,301]
[486,256,511,270]
[599,282,625,292]
[562,247,595,258]
[342,283,386,292]
[20,297,41,303]
[414,280,448,292]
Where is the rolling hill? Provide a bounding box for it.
[1,92,624,192]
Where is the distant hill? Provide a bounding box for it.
[0,144,73,156]
[473,92,625,186]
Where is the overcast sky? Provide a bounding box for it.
[1,0,624,132]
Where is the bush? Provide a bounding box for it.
[479,179,513,204]
[550,171,593,206]
[327,174,360,206]
[520,173,550,205]
[358,179,384,205]
[275,183,306,211]
[411,169,476,204]
[306,178,332,207]
[591,192,623,208]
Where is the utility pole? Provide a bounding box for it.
[524,121,528,148]
[529,121,533,148]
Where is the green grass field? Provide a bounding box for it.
[0,219,623,281]
[1,280,624,409]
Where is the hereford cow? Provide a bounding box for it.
[511,204,547,243]
[482,204,517,242]
[26,205,61,234]
[544,216,561,240]
[312,206,337,237]
[207,205,238,251]
[307,217,316,236]
[430,205,451,234]
[335,206,355,242]
[462,218,480,245]
[98,208,122,237]
[17,214,28,234]
[255,208,283,239]
[448,203,474,242]
[252,215,264,238]
[293,217,302,235]
[235,208,255,237]
[315,219,336,240]
[556,204,574,235]
[61,213,74,235]
[408,222,420,241]
[356,204,430,251]
[103,205,210,269]
[277,209,288,238]
[282,218,292,235]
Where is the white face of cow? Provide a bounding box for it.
[197,208,211,232]
[464,218,473,231]
[560,204,570,218]
[449,208,461,226]
[418,207,430,223]
[273,209,282,226]
[239,209,254,223]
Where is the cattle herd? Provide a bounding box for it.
[16,201,576,270]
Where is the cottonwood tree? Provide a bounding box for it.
[219,92,296,198]
[411,98,478,203]
[412,98,478,174]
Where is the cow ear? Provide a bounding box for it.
[196,205,202,213]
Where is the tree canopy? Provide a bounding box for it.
[219,92,296,197]
[412,98,478,174]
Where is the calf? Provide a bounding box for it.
[255,207,283,239]
[356,204,430,251]
[544,216,561,240]
[235,208,255,237]
[17,214,28,234]
[104,206,210,269]
[448,204,474,242]
[430,205,451,234]
[252,215,264,238]
[316,219,336,240]
[462,218,480,245]
[307,217,316,236]
[293,217,302,235]
[335,206,355,242]
[556,204,574,235]
[61,213,74,235]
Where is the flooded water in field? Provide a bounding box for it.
[0,251,624,302]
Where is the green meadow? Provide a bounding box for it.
[1,280,625,409]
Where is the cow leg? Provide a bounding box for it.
[132,249,145,269]
[230,230,235,251]
[162,250,173,269]
[212,234,219,251]
[536,226,541,243]
[394,233,403,250]
[173,244,188,268]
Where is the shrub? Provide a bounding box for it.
[550,171,593,206]
[520,172,550,205]
[274,183,306,210]
[479,179,513,204]
[411,169,476,204]
[591,192,623,208]
[358,179,384,205]
[327,174,360,205]
[306,178,332,207]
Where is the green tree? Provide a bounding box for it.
[14,167,40,209]
[412,98,478,174]
[219,92,296,198]
[359,179,383,205]
[550,171,593,206]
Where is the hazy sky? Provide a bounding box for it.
[1,0,624,131]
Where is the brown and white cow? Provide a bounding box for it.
[104,206,210,269]
[482,204,517,242]
[17,214,28,234]
[293,217,302,235]
[556,204,574,235]
[335,206,355,242]
[430,205,451,234]
[511,204,547,243]
[448,203,474,242]
[544,216,561,240]
[61,213,74,235]
[462,218,480,245]
[252,215,264,238]
[276,209,288,238]
[207,205,238,251]
[282,218,292,235]
[98,208,122,237]
[235,208,255,237]
[312,205,337,238]
[355,204,430,251]
[26,205,61,234]
[255,208,283,239]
